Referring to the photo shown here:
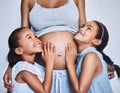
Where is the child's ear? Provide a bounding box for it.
[15,47,23,55]
[93,39,102,46]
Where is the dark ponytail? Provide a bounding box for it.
[7,27,26,67]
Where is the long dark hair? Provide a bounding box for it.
[94,21,120,78]
[7,27,27,67]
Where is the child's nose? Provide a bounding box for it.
[79,27,85,32]
[36,38,42,44]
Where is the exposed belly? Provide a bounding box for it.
[38,31,77,70]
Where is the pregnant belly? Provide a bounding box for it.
[39,31,77,70]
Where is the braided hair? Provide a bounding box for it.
[94,21,120,78]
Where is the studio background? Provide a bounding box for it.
[0,0,120,92]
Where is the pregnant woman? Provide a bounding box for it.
[4,0,86,93]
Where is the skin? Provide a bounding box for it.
[8,28,56,93]
[65,21,106,93]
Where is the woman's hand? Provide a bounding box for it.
[3,66,13,92]
[107,64,115,79]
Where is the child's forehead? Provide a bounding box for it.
[21,28,33,32]
[18,28,35,37]
[87,21,98,29]
[20,28,34,34]
[87,21,96,26]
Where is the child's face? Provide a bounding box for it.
[17,28,42,55]
[74,21,99,45]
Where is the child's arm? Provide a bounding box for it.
[41,42,55,92]
[22,42,55,93]
[76,52,101,93]
[65,43,78,92]
[66,44,101,93]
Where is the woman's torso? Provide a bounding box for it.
[39,32,77,69]
[29,0,79,69]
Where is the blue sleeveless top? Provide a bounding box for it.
[29,0,79,37]
[76,47,113,93]
[12,62,45,93]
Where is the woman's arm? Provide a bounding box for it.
[78,0,86,27]
[21,0,31,27]
[3,65,13,92]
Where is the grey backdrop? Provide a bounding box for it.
[0,0,120,92]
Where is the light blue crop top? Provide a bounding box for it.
[76,47,113,93]
[29,0,79,37]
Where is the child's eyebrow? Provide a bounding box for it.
[25,34,31,38]
[87,24,93,28]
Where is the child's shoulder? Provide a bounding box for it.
[12,61,41,77]
[84,52,99,61]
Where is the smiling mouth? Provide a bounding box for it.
[35,44,42,48]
